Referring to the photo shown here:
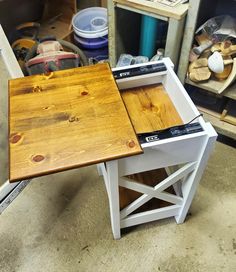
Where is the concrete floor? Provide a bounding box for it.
[0,141,235,272]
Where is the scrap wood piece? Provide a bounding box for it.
[218,58,236,94]
[220,100,236,126]
[188,58,211,82]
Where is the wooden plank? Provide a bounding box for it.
[115,0,188,20]
[185,78,236,100]
[198,105,236,127]
[177,0,201,83]
[42,0,76,23]
[121,84,183,134]
[198,106,236,140]
[221,100,236,126]
[108,1,117,67]
[9,63,142,182]
[101,0,107,7]
[165,16,185,67]
[39,0,76,40]
[39,20,73,40]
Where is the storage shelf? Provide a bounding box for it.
[185,78,236,101]
[198,106,236,140]
[39,20,73,40]
[115,0,188,20]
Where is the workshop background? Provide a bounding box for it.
[0,0,236,271]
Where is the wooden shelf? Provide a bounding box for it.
[39,19,73,40]
[39,0,76,40]
[115,0,188,20]
[185,78,236,101]
[198,106,236,140]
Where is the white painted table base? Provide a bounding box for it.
[98,124,216,239]
[98,58,217,239]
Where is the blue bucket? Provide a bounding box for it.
[74,34,108,50]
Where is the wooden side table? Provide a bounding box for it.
[108,0,188,67]
[8,58,217,240]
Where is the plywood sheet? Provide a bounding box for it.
[121,84,183,134]
[9,64,142,182]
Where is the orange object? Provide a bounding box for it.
[214,63,232,81]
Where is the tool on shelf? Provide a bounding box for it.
[24,36,88,75]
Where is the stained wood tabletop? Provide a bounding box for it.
[9,64,142,182]
[121,84,183,134]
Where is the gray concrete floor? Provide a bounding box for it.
[0,141,235,272]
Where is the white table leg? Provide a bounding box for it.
[106,160,121,239]
[176,126,217,223]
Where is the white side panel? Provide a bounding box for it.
[0,25,23,78]
[116,73,165,90]
[118,134,207,177]
[0,24,28,211]
[162,60,200,123]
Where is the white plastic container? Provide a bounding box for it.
[72,7,108,39]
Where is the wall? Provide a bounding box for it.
[0,55,10,185]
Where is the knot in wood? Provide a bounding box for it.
[10,134,22,144]
[69,116,79,122]
[32,155,45,163]
[44,72,54,79]
[127,140,136,148]
[33,86,42,92]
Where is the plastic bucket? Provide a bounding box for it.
[82,47,108,62]
[72,7,108,39]
[74,34,108,50]
[72,7,108,61]
[74,33,108,61]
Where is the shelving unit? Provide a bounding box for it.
[185,79,236,101]
[186,78,236,139]
[177,0,236,140]
[107,0,188,67]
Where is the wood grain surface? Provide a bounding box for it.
[121,84,183,134]
[9,64,142,182]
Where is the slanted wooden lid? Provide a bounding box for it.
[9,64,142,182]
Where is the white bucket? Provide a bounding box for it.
[72,7,108,39]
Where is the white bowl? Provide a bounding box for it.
[208,51,224,73]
